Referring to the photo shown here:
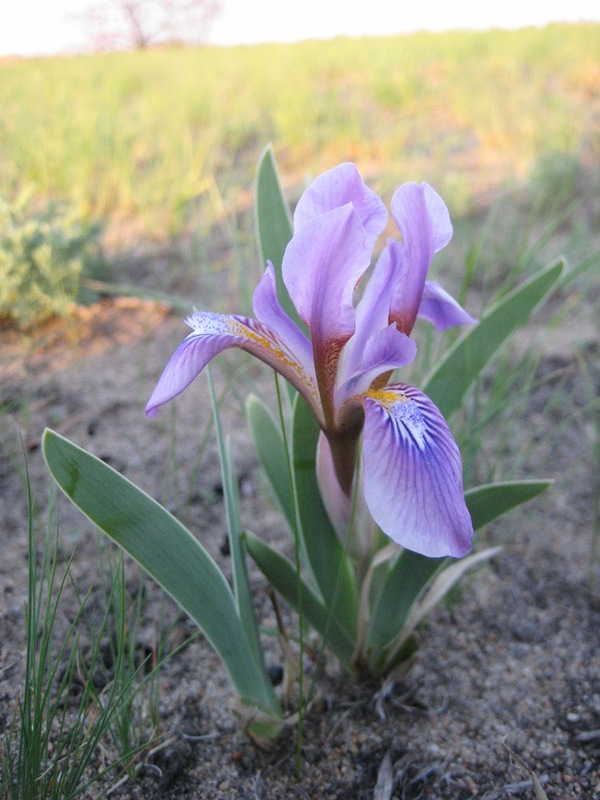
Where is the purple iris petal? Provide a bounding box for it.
[146,311,321,421]
[253,264,316,382]
[283,202,371,354]
[336,325,416,407]
[146,313,241,417]
[391,181,452,254]
[418,280,478,330]
[338,240,401,380]
[293,163,388,251]
[360,383,473,558]
[388,182,453,334]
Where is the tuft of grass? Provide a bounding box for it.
[0,452,185,800]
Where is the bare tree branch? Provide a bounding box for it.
[77,0,222,51]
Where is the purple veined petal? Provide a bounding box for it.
[283,203,370,342]
[146,314,236,417]
[146,311,322,422]
[253,263,316,383]
[282,203,372,423]
[336,324,417,409]
[418,280,478,330]
[388,182,453,334]
[293,163,388,252]
[360,383,473,558]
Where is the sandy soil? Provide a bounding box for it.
[1,291,599,799]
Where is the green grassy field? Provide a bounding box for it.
[0,23,598,243]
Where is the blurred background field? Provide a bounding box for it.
[0,22,598,326]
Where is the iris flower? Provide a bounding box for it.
[147,164,476,558]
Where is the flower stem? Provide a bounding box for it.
[274,375,305,779]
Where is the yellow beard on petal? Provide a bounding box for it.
[363,388,409,410]
[364,388,427,449]
[226,318,321,406]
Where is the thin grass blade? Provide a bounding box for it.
[561,250,600,286]
[208,371,266,672]
[246,394,295,531]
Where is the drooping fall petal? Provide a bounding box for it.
[146,311,321,421]
[360,383,473,558]
[253,264,315,380]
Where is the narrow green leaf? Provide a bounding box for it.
[381,546,502,674]
[365,478,551,668]
[465,479,552,531]
[245,531,355,668]
[254,145,304,331]
[246,394,295,532]
[423,259,564,418]
[365,550,444,663]
[292,395,358,635]
[208,372,266,673]
[42,429,281,717]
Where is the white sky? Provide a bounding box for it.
[1,0,599,56]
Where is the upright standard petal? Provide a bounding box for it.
[293,163,388,251]
[283,203,371,344]
[146,311,321,421]
[392,181,452,255]
[360,383,473,558]
[283,203,372,422]
[388,182,453,334]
